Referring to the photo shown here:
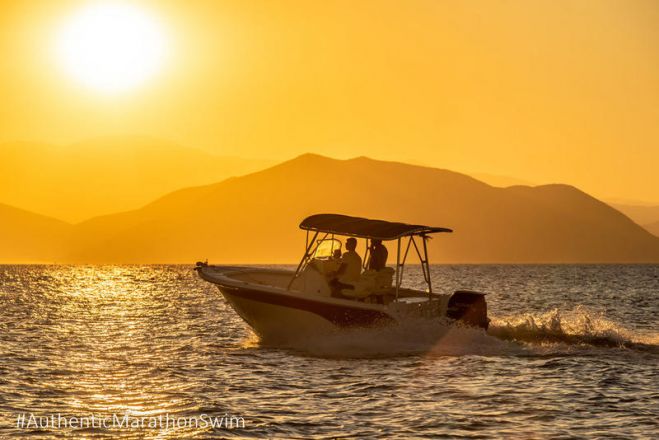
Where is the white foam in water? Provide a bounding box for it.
[273,318,525,358]
[266,306,659,358]
[488,305,659,352]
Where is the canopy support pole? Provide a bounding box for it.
[398,236,413,288]
[288,231,319,290]
[410,235,432,297]
[395,238,401,299]
[422,235,432,296]
[363,238,370,270]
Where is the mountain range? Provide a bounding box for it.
[1,153,658,263]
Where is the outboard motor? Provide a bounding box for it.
[447,290,489,329]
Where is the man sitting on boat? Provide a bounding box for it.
[329,237,362,297]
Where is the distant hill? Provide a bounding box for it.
[0,203,71,263]
[63,154,659,264]
[0,136,273,222]
[448,176,659,238]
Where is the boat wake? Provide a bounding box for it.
[261,306,658,358]
[275,319,515,358]
[488,306,659,354]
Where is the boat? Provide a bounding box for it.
[195,214,488,342]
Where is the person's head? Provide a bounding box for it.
[372,239,382,247]
[345,237,357,251]
[333,249,342,259]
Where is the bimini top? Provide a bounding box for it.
[299,214,452,241]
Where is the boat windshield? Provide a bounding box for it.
[312,238,342,260]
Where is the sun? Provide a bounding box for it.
[55,3,168,94]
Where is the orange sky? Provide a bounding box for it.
[1,0,658,203]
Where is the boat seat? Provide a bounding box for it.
[340,267,395,300]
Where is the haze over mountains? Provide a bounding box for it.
[2,154,657,263]
[0,203,70,263]
[608,203,659,232]
[469,173,536,188]
[642,221,659,238]
[0,136,273,222]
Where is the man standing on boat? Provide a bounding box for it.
[329,237,362,296]
[368,239,388,271]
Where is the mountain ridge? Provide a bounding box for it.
[2,153,658,263]
[66,154,659,264]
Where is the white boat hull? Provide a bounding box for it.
[196,265,488,342]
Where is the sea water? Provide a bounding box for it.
[0,265,657,438]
